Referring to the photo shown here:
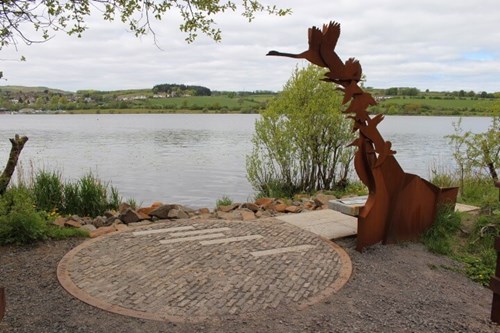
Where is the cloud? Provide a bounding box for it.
[1,0,500,92]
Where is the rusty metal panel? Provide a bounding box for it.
[268,20,458,252]
[0,287,5,322]
[492,239,500,323]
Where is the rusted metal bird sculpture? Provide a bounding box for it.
[268,20,458,251]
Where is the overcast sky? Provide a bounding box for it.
[1,0,499,93]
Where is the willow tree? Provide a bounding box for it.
[246,65,355,197]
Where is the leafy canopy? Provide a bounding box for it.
[0,0,291,48]
[246,65,355,197]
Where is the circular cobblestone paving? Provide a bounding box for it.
[58,218,351,322]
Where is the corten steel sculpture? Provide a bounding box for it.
[268,21,458,251]
[0,287,4,322]
[491,237,500,323]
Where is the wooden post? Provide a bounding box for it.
[0,134,28,195]
[0,286,5,322]
[491,237,500,323]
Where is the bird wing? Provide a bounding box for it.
[320,21,344,76]
[307,26,327,67]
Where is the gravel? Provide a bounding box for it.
[0,237,498,333]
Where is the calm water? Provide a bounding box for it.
[0,114,492,207]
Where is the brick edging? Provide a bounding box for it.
[57,221,353,322]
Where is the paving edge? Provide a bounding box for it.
[57,220,353,323]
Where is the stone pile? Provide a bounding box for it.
[51,193,338,238]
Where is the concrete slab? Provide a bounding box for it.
[329,195,481,215]
[275,210,357,239]
[455,203,480,213]
[328,196,367,216]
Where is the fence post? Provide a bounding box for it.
[491,237,500,323]
[0,286,4,322]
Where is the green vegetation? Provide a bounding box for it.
[0,186,48,245]
[422,205,462,255]
[0,1,290,48]
[30,170,121,217]
[1,84,499,116]
[0,86,274,114]
[216,195,233,208]
[0,169,126,245]
[247,65,355,198]
[424,114,500,285]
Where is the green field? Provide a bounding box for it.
[376,97,496,116]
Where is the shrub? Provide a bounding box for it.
[0,187,47,245]
[246,65,355,198]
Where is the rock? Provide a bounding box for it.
[52,217,66,228]
[255,197,274,208]
[89,226,115,238]
[242,202,260,212]
[137,212,151,220]
[304,201,315,210]
[151,201,163,208]
[104,210,116,218]
[256,210,272,218]
[114,224,129,232]
[70,215,84,224]
[294,193,310,200]
[149,204,182,219]
[241,211,256,221]
[167,208,189,219]
[119,208,141,224]
[285,206,301,213]
[93,216,106,228]
[217,211,241,220]
[81,217,93,225]
[104,215,118,226]
[80,224,97,232]
[274,204,287,213]
[128,220,152,227]
[137,206,156,215]
[314,193,337,206]
[118,203,130,214]
[198,208,210,214]
[64,219,81,228]
[218,203,239,213]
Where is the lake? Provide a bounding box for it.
[0,114,492,208]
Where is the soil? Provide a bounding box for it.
[0,237,498,333]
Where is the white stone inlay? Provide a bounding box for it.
[133,226,195,236]
[159,233,225,244]
[199,235,263,245]
[250,244,316,257]
[168,227,231,237]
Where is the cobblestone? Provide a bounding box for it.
[58,218,351,322]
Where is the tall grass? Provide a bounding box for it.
[422,205,461,255]
[32,170,64,212]
[30,170,122,217]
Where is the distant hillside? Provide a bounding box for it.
[0,85,72,94]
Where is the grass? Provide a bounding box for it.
[376,97,495,116]
[0,169,127,245]
[216,195,233,208]
[422,205,461,255]
[423,172,500,286]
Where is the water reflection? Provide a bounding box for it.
[0,114,491,207]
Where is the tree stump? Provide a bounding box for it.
[0,134,28,195]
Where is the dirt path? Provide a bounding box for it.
[0,237,497,333]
